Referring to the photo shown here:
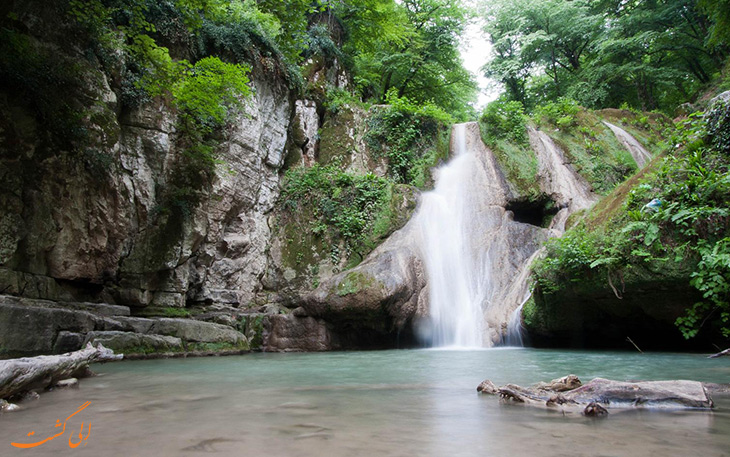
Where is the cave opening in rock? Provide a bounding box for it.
[506,195,560,228]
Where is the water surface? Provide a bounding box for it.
[2,349,729,456]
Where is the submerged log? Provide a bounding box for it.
[0,343,122,400]
[478,375,714,414]
[708,348,730,359]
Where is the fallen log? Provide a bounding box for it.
[479,375,714,414]
[708,348,730,359]
[0,343,122,400]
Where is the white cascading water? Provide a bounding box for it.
[417,124,489,347]
[603,121,652,168]
[413,122,619,348]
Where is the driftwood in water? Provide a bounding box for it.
[709,348,730,359]
[479,375,714,415]
[0,343,122,400]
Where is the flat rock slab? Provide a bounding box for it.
[84,331,183,353]
[151,318,246,345]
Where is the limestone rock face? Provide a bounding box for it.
[150,318,246,345]
[0,296,126,358]
[292,99,320,166]
[0,64,290,312]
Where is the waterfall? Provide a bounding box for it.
[603,121,652,168]
[413,122,602,348]
[417,124,491,347]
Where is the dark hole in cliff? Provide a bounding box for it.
[506,194,560,228]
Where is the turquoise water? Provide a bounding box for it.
[1,349,729,456]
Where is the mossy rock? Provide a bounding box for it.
[335,271,376,297]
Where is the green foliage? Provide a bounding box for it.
[172,57,251,129]
[0,28,88,150]
[343,0,477,119]
[678,238,730,338]
[532,227,601,294]
[323,86,366,115]
[302,24,343,63]
[256,0,326,61]
[532,99,730,339]
[279,164,390,259]
[365,90,452,185]
[535,98,581,128]
[699,0,730,48]
[480,99,528,145]
[483,0,726,112]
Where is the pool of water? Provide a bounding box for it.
[2,348,729,456]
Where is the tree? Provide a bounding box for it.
[351,0,477,118]
[483,0,602,106]
[482,0,725,112]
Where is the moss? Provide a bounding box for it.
[280,219,325,275]
[318,108,357,167]
[409,127,451,190]
[487,135,541,198]
[133,305,198,318]
[583,152,666,230]
[186,340,249,352]
[239,315,266,350]
[160,307,191,318]
[521,295,539,331]
[335,271,376,297]
[276,163,419,279]
[122,344,169,355]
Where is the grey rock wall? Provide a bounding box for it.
[0,66,291,314]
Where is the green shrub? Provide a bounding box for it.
[323,86,364,115]
[279,164,389,259]
[532,100,730,339]
[172,56,251,128]
[678,238,730,339]
[535,97,581,128]
[365,89,452,185]
[480,99,528,145]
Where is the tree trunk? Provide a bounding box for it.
[0,343,122,399]
[709,348,730,359]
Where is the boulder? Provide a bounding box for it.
[477,379,499,394]
[302,234,426,346]
[264,315,339,352]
